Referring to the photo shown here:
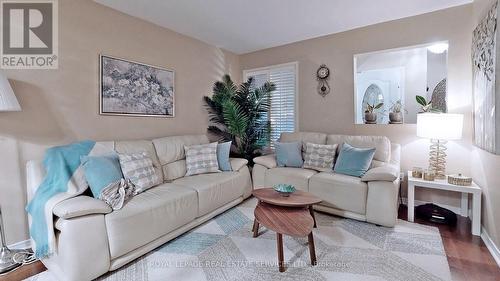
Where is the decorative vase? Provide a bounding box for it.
[364,112,377,124]
[273,184,296,197]
[389,112,403,123]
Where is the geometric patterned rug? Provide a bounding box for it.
[27,198,452,281]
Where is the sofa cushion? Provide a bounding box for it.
[265,167,317,191]
[230,158,248,171]
[361,164,399,182]
[279,132,327,145]
[217,141,232,171]
[333,143,376,177]
[302,143,338,172]
[173,172,246,216]
[162,160,186,182]
[118,152,161,193]
[253,154,277,169]
[152,135,209,165]
[54,196,112,219]
[105,183,198,259]
[326,135,391,163]
[80,154,123,199]
[275,141,303,167]
[309,172,368,214]
[184,142,220,176]
[114,140,164,182]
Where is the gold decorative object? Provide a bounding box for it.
[423,170,435,181]
[412,167,423,178]
[448,174,472,186]
[428,139,447,179]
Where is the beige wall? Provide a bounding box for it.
[0,0,240,244]
[241,4,474,206]
[241,2,500,248]
[3,0,499,251]
[471,0,500,247]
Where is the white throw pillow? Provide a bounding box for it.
[184,142,220,176]
[118,152,161,194]
[302,142,338,172]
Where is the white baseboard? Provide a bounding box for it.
[8,239,31,250]
[401,197,463,216]
[481,227,500,268]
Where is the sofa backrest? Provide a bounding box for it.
[152,135,209,181]
[326,134,391,163]
[279,132,327,145]
[278,132,392,164]
[114,140,164,182]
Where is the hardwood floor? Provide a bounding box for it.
[2,205,499,280]
[398,204,500,281]
[0,261,45,281]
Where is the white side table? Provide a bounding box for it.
[407,171,482,236]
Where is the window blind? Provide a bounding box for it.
[244,63,297,147]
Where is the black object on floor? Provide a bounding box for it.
[415,203,457,225]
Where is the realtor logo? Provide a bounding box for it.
[1,0,58,69]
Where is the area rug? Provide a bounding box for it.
[27,198,452,281]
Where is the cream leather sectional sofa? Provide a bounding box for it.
[253,132,401,227]
[26,135,252,281]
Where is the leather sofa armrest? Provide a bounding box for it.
[361,164,399,182]
[53,196,112,219]
[253,154,277,169]
[230,158,248,171]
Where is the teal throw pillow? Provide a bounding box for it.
[217,141,232,171]
[275,141,303,168]
[81,154,123,198]
[334,143,376,177]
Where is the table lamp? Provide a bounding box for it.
[417,113,463,179]
[0,73,22,274]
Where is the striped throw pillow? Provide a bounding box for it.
[184,142,220,176]
[118,152,161,193]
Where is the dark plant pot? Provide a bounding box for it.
[364,112,377,124]
[389,112,403,123]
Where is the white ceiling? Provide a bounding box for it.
[95,0,472,54]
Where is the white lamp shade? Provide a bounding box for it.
[0,74,20,111]
[417,113,463,140]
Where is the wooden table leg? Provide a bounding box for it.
[309,205,317,228]
[277,233,285,272]
[308,232,317,266]
[252,219,259,238]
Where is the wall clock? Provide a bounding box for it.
[316,64,330,97]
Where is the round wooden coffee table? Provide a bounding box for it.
[252,188,322,228]
[252,188,322,272]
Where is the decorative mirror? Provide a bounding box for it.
[353,42,448,124]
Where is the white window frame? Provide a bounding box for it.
[242,62,300,140]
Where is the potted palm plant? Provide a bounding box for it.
[203,75,275,164]
[364,102,384,124]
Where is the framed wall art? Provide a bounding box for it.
[99,55,175,117]
[472,0,500,154]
